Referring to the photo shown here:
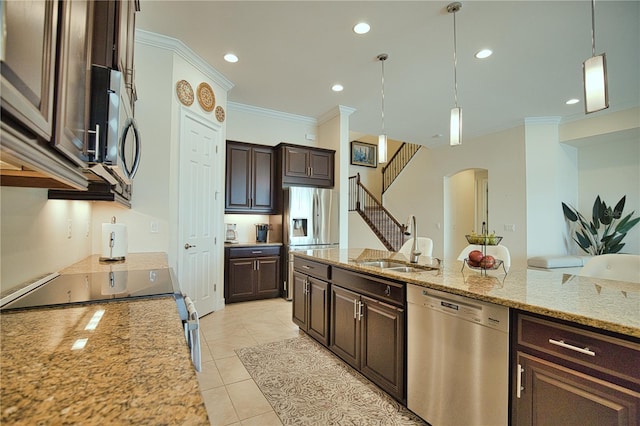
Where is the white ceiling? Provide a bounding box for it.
[136,1,640,147]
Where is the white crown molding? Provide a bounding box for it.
[317,105,357,125]
[135,29,234,91]
[524,116,562,126]
[227,102,317,126]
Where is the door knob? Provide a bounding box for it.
[184,243,197,250]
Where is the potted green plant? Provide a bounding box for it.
[562,195,640,255]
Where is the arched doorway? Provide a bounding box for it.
[444,168,488,260]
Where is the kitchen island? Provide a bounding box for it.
[0,253,209,425]
[293,247,639,337]
[293,247,640,425]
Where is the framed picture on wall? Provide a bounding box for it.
[350,141,378,168]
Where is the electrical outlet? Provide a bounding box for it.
[67,219,72,239]
[150,221,159,233]
[85,221,90,237]
[504,224,516,232]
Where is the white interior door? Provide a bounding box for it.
[178,111,220,317]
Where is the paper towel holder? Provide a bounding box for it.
[99,216,128,262]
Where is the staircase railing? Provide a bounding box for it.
[349,174,406,251]
[381,142,421,194]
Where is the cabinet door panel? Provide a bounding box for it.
[292,271,308,330]
[1,0,58,139]
[516,352,640,426]
[308,277,329,346]
[256,257,280,297]
[252,147,274,211]
[283,147,309,178]
[53,0,93,166]
[225,144,252,210]
[361,297,405,400]
[227,259,255,300]
[330,286,360,369]
[309,150,332,180]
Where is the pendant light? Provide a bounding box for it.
[583,0,608,114]
[448,2,462,146]
[377,53,388,163]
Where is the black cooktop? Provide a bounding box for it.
[1,268,178,311]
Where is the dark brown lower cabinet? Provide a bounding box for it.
[330,284,405,402]
[512,311,640,426]
[291,270,330,346]
[515,352,639,426]
[224,246,280,303]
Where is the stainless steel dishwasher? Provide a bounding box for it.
[407,284,509,426]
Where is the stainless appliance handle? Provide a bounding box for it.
[121,118,141,179]
[313,192,319,239]
[183,295,201,372]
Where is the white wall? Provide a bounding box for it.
[525,118,578,257]
[348,211,387,250]
[383,126,527,265]
[576,136,640,255]
[1,188,92,291]
[226,103,317,147]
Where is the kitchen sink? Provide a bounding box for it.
[385,266,430,273]
[356,259,438,273]
[357,260,407,269]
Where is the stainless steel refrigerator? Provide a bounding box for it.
[282,186,339,300]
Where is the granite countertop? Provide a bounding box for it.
[0,253,209,425]
[293,248,640,338]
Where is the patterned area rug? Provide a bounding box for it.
[236,335,427,425]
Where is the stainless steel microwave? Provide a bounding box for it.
[88,65,141,183]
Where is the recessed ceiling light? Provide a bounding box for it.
[224,53,239,63]
[331,84,344,92]
[566,98,580,105]
[475,49,492,59]
[353,22,370,34]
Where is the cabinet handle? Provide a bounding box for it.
[86,124,100,157]
[516,364,524,398]
[548,338,596,356]
[252,251,262,254]
[358,301,364,321]
[255,260,260,271]
[353,299,358,319]
[302,265,313,270]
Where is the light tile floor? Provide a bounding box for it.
[196,298,300,426]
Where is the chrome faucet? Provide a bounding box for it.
[404,215,421,263]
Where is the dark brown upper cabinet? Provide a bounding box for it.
[92,0,139,109]
[0,0,87,190]
[225,141,276,214]
[0,0,58,141]
[277,143,335,188]
[52,0,94,167]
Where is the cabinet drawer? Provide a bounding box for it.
[293,257,330,281]
[228,246,281,258]
[517,313,640,386]
[332,267,405,307]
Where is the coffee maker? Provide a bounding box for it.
[255,224,269,243]
[225,223,238,243]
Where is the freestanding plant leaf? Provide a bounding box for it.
[562,195,639,255]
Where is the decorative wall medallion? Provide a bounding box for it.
[176,80,194,106]
[215,106,226,122]
[196,82,215,112]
